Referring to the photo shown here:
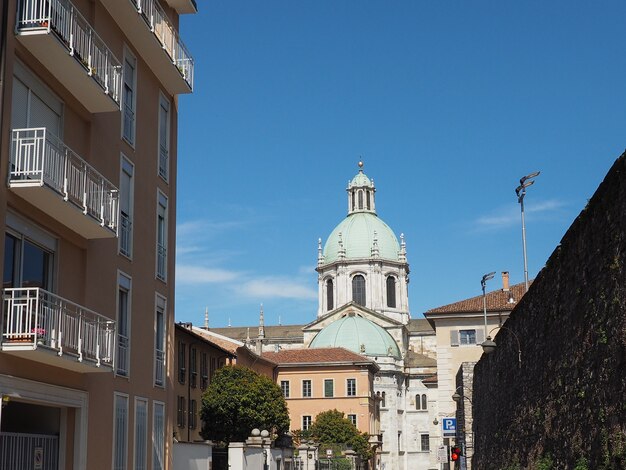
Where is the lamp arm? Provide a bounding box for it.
[486,325,522,367]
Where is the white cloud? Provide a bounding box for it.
[474,199,565,231]
[240,277,317,300]
[176,265,240,284]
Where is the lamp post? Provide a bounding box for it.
[481,272,496,339]
[480,325,522,368]
[516,171,540,292]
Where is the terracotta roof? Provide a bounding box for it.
[425,281,530,314]
[210,324,304,342]
[405,350,437,368]
[406,318,435,333]
[422,374,438,384]
[175,324,236,356]
[191,327,243,354]
[262,347,376,367]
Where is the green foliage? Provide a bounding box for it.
[574,457,589,470]
[535,454,554,470]
[308,409,372,460]
[200,365,290,444]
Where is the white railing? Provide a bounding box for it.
[120,213,132,256]
[157,243,167,280]
[158,144,168,180]
[155,348,164,386]
[117,334,129,375]
[2,287,116,368]
[16,0,122,105]
[10,128,119,234]
[134,0,194,89]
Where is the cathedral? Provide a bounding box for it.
[213,163,439,469]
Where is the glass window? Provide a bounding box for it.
[177,396,186,428]
[117,274,131,377]
[189,399,197,430]
[178,341,186,384]
[154,296,165,386]
[416,393,428,410]
[302,415,312,431]
[113,394,128,470]
[386,276,396,308]
[302,380,311,398]
[190,348,197,388]
[281,380,290,398]
[158,94,170,181]
[156,192,167,281]
[348,414,357,427]
[122,54,136,144]
[358,191,363,209]
[324,379,334,398]
[459,329,477,345]
[153,402,165,470]
[421,434,430,452]
[4,233,53,289]
[119,156,134,257]
[352,275,366,306]
[201,353,208,390]
[347,378,356,397]
[326,279,334,311]
[421,394,428,410]
[134,398,148,470]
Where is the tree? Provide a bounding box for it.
[307,409,372,460]
[200,365,290,444]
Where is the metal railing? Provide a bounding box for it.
[10,128,119,234]
[16,0,122,105]
[157,243,167,280]
[0,433,59,470]
[120,213,132,256]
[155,348,165,386]
[2,287,116,368]
[133,0,194,89]
[158,144,168,180]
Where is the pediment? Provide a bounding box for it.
[303,302,403,333]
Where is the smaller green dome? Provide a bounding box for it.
[349,170,373,188]
[309,315,401,359]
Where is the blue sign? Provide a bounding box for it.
[442,417,457,437]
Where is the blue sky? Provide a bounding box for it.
[174,1,626,328]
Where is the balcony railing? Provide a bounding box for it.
[119,213,132,257]
[1,288,116,370]
[157,243,167,280]
[10,128,119,238]
[135,0,194,90]
[155,349,165,386]
[16,0,122,109]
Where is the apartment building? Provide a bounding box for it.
[0,0,195,469]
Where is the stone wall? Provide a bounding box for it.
[472,153,626,469]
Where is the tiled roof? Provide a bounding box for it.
[175,324,236,356]
[210,324,304,342]
[422,374,438,384]
[405,350,437,368]
[406,318,435,333]
[425,281,530,314]
[192,327,243,354]
[262,347,376,366]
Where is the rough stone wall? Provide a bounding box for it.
[472,153,626,470]
[456,362,476,470]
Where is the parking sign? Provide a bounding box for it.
[442,417,457,437]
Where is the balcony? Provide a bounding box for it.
[100,0,194,95]
[1,288,116,373]
[9,128,119,239]
[162,0,197,15]
[15,0,122,113]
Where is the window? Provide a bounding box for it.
[381,392,386,408]
[386,276,396,308]
[122,52,136,145]
[416,394,428,411]
[210,357,217,379]
[154,295,166,387]
[302,380,312,398]
[352,275,366,306]
[156,192,167,281]
[177,396,186,428]
[153,402,165,470]
[347,378,356,397]
[113,393,129,470]
[358,190,363,209]
[366,191,370,210]
[119,156,134,257]
[281,380,290,398]
[117,273,131,377]
[190,347,197,388]
[326,279,334,311]
[200,353,208,390]
[178,341,186,384]
[158,94,170,181]
[302,416,312,431]
[134,398,148,470]
[460,329,477,345]
[3,228,55,290]
[189,399,197,430]
[421,434,430,452]
[324,379,334,398]
[348,414,357,427]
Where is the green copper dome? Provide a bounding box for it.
[349,170,373,188]
[309,315,401,359]
[323,213,400,263]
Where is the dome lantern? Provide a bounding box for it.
[347,161,376,215]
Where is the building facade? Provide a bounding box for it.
[0,0,195,468]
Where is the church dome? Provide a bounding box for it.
[309,314,401,359]
[323,212,400,263]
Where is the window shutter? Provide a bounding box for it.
[476,329,485,345]
[450,330,459,347]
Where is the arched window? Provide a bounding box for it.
[366,191,371,210]
[386,276,396,308]
[326,279,334,311]
[381,391,386,408]
[421,394,428,410]
[351,192,355,211]
[416,393,427,410]
[358,191,363,210]
[352,275,366,306]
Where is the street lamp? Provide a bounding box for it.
[451,386,473,404]
[516,171,540,292]
[480,325,522,368]
[481,272,496,339]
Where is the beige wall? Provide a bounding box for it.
[0,0,186,468]
[276,365,377,435]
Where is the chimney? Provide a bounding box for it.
[502,271,510,292]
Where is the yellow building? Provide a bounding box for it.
[0,0,195,468]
